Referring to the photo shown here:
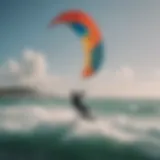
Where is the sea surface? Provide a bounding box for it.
[0,97,159,160]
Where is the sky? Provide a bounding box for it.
[1,0,160,97]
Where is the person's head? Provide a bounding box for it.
[70,90,85,97]
[70,90,78,97]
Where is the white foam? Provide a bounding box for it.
[69,116,139,142]
[66,113,160,144]
[0,105,160,146]
[0,105,75,132]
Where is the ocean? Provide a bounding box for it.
[0,97,159,160]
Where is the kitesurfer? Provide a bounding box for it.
[70,91,94,120]
[49,10,104,121]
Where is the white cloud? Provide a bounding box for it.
[115,67,135,82]
[8,60,20,73]
[22,49,47,78]
[0,49,72,96]
[88,67,160,98]
[1,49,160,98]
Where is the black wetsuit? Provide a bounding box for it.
[70,92,93,120]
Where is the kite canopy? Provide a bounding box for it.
[49,10,104,79]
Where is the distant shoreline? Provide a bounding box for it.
[0,86,50,99]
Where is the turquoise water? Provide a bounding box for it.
[0,97,159,160]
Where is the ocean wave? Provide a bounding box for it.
[0,104,159,159]
[0,105,159,141]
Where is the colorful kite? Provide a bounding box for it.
[49,9,104,79]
